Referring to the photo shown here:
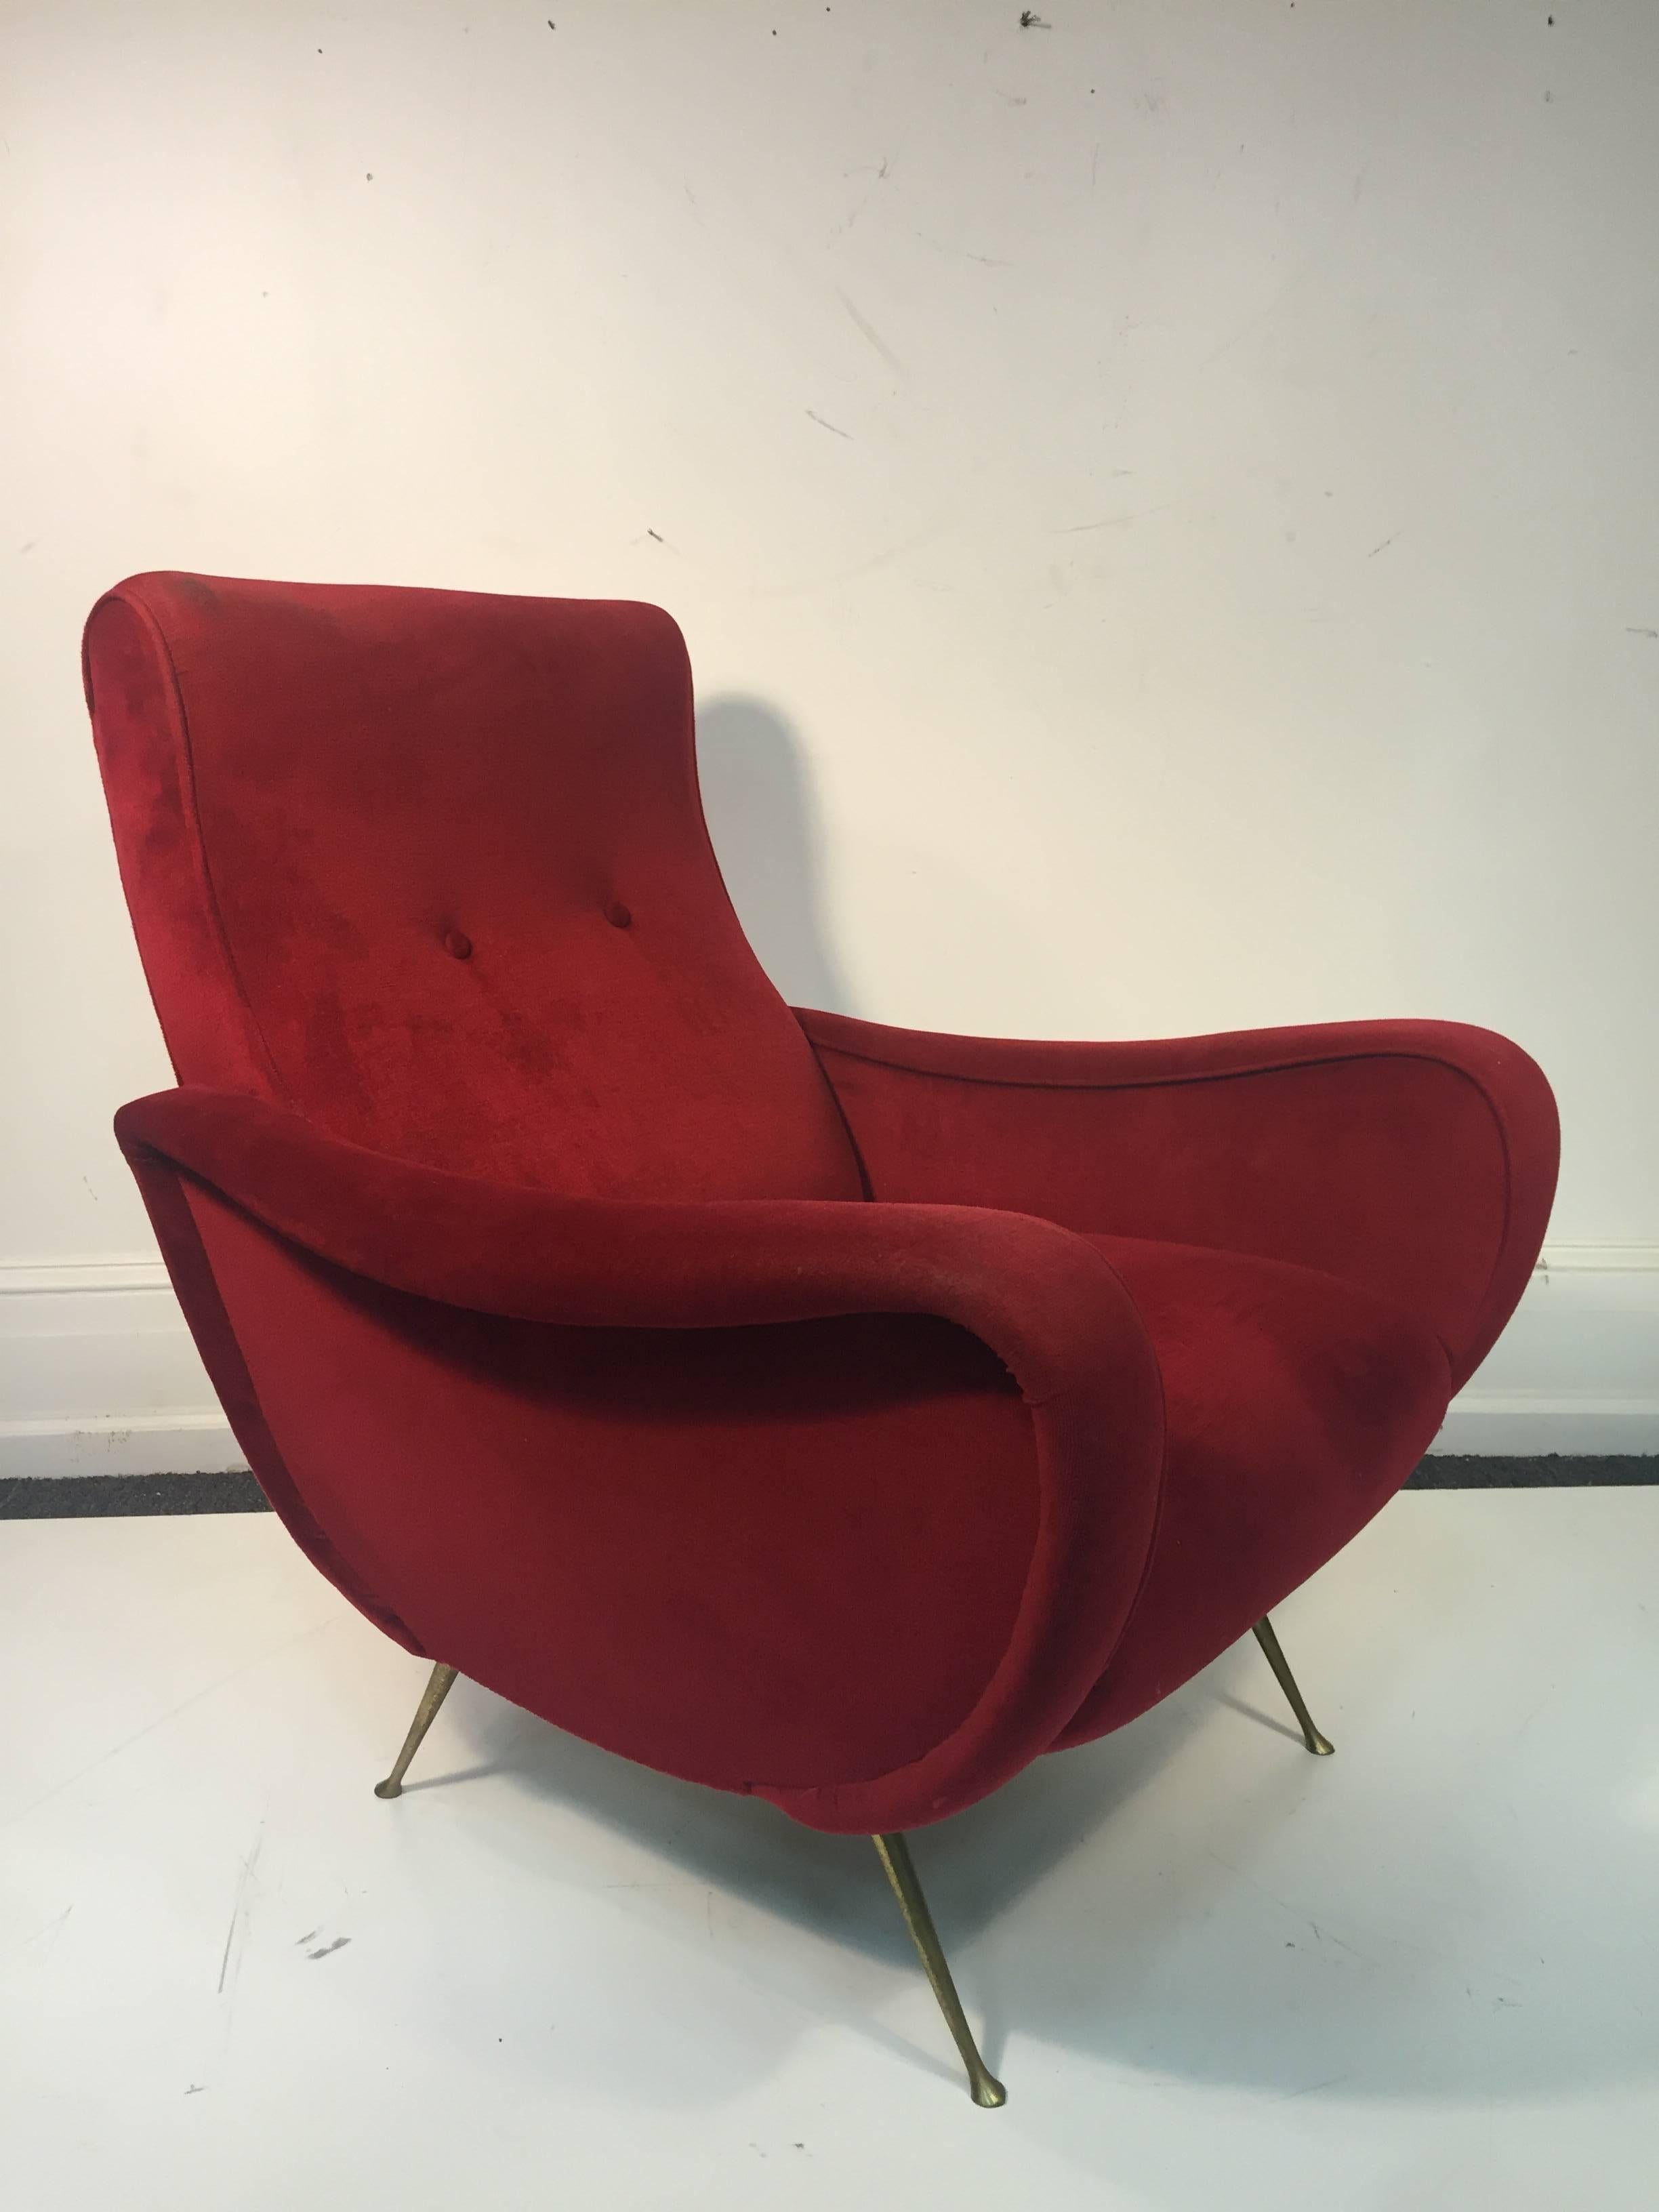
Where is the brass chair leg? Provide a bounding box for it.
[373,1661,459,1798]
[1252,1615,1334,1755]
[872,1832,1006,2108]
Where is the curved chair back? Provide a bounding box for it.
[84,573,860,1201]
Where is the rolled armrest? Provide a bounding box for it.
[119,1086,1168,1828]
[794,1009,1559,1389]
[117,1086,1155,1406]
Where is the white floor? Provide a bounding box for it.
[3,1492,1657,2211]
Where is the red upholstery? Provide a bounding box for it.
[83,574,858,1199]
[793,1011,1556,1395]
[85,573,1559,1835]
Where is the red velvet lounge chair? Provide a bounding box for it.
[84,573,1557,2107]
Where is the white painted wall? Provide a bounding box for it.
[3,0,1656,1469]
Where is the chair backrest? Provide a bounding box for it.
[84,573,863,1201]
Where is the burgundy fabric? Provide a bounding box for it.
[85,573,1559,1835]
[1058,1233,1448,1744]
[123,1145,423,1654]
[178,1187,1048,1801]
[119,1087,1165,1832]
[83,574,861,1201]
[796,1010,1558,1392]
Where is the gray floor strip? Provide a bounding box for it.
[1,1457,1655,1518]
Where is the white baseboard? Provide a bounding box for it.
[0,1413,247,1479]
[1427,1244,1659,1455]
[0,1258,247,1477]
[1,1244,1655,1477]
[1429,1399,1659,1456]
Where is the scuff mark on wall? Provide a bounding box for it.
[835,289,905,376]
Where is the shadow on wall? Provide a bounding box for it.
[697,690,1082,1042]
[695,694,851,1016]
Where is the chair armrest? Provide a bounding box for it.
[117,1086,1167,1830]
[794,1009,1559,1389]
[117,1086,1153,1397]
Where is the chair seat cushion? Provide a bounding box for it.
[1054,1232,1450,1748]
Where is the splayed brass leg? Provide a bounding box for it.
[1253,1616,1334,1756]
[373,1662,459,1798]
[872,1831,1006,2108]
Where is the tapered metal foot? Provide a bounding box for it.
[373,1662,459,1798]
[1253,1616,1334,1755]
[872,1832,1006,2108]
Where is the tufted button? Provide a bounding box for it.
[443,929,472,960]
[604,901,632,930]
